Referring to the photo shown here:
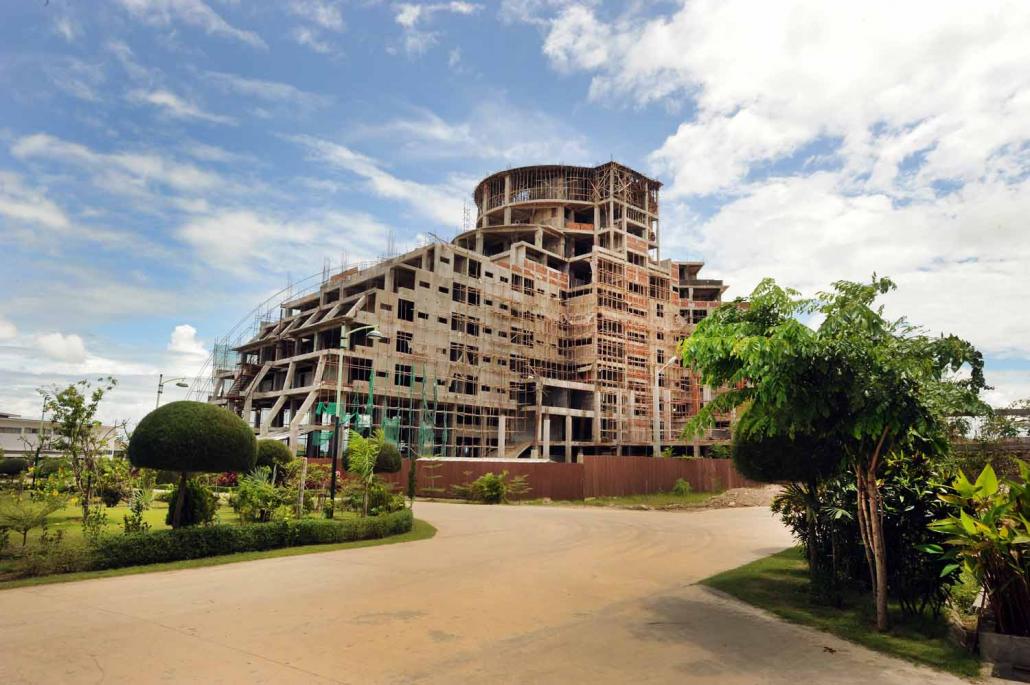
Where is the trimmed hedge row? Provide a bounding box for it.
[91,509,414,570]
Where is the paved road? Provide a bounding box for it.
[1,503,968,684]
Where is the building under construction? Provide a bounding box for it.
[208,162,729,461]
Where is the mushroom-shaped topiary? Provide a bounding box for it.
[256,438,294,483]
[256,439,294,469]
[129,401,256,527]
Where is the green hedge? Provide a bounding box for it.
[91,509,413,570]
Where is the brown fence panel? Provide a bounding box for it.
[583,457,758,497]
[380,459,584,501]
[311,456,754,501]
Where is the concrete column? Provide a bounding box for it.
[593,390,601,443]
[497,414,506,458]
[565,414,573,463]
[533,383,543,458]
[542,417,550,461]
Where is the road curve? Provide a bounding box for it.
[0,503,965,684]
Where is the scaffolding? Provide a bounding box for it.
[211,162,729,461]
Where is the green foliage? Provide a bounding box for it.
[347,429,383,516]
[232,467,289,523]
[774,455,959,617]
[164,479,218,528]
[374,440,402,473]
[927,462,1030,636]
[41,378,121,516]
[732,412,841,484]
[81,504,108,546]
[129,401,256,474]
[96,458,132,507]
[33,458,69,478]
[708,443,731,459]
[0,457,30,475]
[255,439,293,469]
[0,496,65,546]
[681,275,987,630]
[672,478,692,496]
[340,478,405,516]
[452,471,530,504]
[91,510,414,570]
[122,487,152,534]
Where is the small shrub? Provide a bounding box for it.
[232,467,288,523]
[81,505,108,546]
[123,488,152,534]
[256,439,293,470]
[164,479,218,527]
[0,457,30,475]
[0,495,65,546]
[374,441,403,473]
[452,471,530,504]
[340,478,404,515]
[33,458,70,479]
[672,478,692,496]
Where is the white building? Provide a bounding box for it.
[0,411,125,460]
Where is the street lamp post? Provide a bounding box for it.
[156,374,191,409]
[324,322,385,519]
[653,357,678,457]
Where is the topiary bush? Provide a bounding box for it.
[164,478,218,527]
[0,457,30,475]
[92,509,414,570]
[256,439,293,469]
[129,401,255,527]
[374,440,402,473]
[33,457,69,478]
[129,401,256,474]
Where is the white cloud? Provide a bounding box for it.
[287,0,344,32]
[128,89,236,125]
[11,133,224,194]
[393,2,482,56]
[53,16,81,43]
[983,370,1030,408]
[36,332,88,363]
[176,208,398,277]
[291,26,334,54]
[44,57,105,102]
[536,1,1030,198]
[202,71,328,108]
[666,171,1030,357]
[168,324,207,356]
[289,135,466,226]
[115,0,266,49]
[353,101,590,165]
[0,172,70,230]
[526,1,1030,365]
[0,318,16,341]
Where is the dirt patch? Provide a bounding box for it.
[700,485,782,509]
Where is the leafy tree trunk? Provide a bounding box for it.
[172,471,188,529]
[855,429,891,632]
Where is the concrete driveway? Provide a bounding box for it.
[0,502,967,684]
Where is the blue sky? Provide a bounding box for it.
[0,0,1028,423]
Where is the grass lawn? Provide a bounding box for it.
[0,518,436,591]
[31,500,244,545]
[519,490,720,508]
[702,547,979,678]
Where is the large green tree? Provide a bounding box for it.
[682,276,986,631]
[129,401,256,528]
